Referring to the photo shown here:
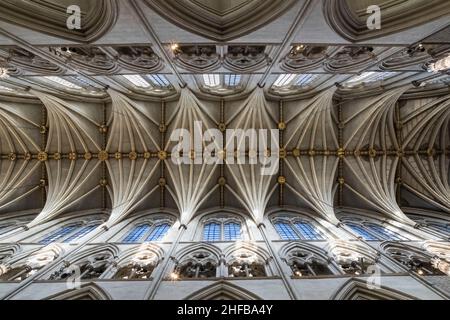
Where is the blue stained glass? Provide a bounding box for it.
[346,223,379,240]
[39,225,80,244]
[294,222,324,240]
[224,222,241,241]
[123,224,151,243]
[203,222,221,242]
[63,224,99,243]
[366,224,407,241]
[146,223,170,241]
[274,222,299,240]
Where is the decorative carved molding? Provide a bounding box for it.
[51,47,118,75]
[113,46,163,73]
[324,46,376,73]
[173,45,220,72]
[0,47,63,75]
[0,0,119,43]
[323,0,450,42]
[50,46,163,75]
[143,0,297,41]
[281,45,334,72]
[224,46,270,72]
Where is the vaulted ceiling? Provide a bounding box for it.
[0,0,449,229]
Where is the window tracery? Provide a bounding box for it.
[0,249,59,282]
[50,253,114,281]
[285,249,333,277]
[342,217,408,241]
[332,248,378,276]
[175,251,218,279]
[202,217,243,242]
[39,221,101,244]
[272,216,325,241]
[122,221,172,243]
[227,250,267,278]
[114,251,159,280]
[386,247,446,276]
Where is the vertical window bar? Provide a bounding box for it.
[123,224,151,243]
[63,224,99,243]
[366,224,407,241]
[346,223,379,240]
[39,225,80,244]
[203,222,221,241]
[224,222,241,241]
[294,222,324,240]
[274,222,299,240]
[146,223,170,241]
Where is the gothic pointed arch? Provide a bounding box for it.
[330,278,417,300]
[0,0,119,43]
[184,280,262,300]
[342,86,414,225]
[44,282,112,300]
[143,0,297,42]
[323,0,450,42]
[283,88,340,224]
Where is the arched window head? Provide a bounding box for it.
[272,216,325,241]
[286,249,333,277]
[202,216,242,242]
[39,221,101,244]
[227,250,267,278]
[50,253,114,281]
[386,247,446,276]
[1,249,58,282]
[114,252,159,280]
[342,217,409,241]
[122,221,172,243]
[365,224,407,241]
[428,223,450,236]
[333,248,377,276]
[175,251,218,279]
[409,216,450,239]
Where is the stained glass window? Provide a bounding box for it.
[294,222,324,240]
[224,222,241,241]
[366,224,407,241]
[63,224,99,243]
[146,223,170,241]
[274,222,300,240]
[123,224,151,243]
[346,223,379,240]
[39,225,80,244]
[203,222,221,242]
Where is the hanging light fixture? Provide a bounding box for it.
[428,54,450,72]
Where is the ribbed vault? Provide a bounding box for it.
[0,86,448,229]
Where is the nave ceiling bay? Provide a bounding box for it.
[0,86,448,231]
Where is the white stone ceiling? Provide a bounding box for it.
[0,0,448,229]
